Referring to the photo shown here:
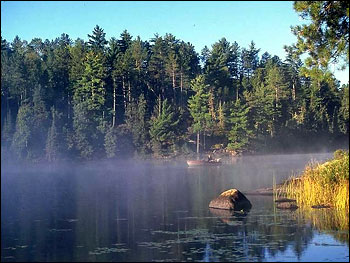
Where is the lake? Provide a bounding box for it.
[1,152,349,262]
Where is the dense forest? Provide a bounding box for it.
[1,1,349,162]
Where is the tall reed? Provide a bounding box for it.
[282,150,349,211]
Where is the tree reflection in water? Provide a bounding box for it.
[1,154,348,262]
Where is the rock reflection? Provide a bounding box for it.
[2,153,348,262]
[206,207,315,261]
[209,208,249,225]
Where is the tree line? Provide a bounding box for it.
[1,2,349,162]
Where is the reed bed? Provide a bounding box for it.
[281,150,349,211]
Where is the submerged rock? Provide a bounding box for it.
[274,198,296,203]
[244,187,274,196]
[311,204,331,209]
[209,189,252,211]
[275,198,298,209]
[243,185,287,196]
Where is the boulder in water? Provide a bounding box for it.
[275,198,298,209]
[209,189,252,211]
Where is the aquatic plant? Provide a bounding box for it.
[282,150,349,211]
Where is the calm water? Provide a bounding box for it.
[1,152,349,262]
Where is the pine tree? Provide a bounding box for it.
[188,75,210,154]
[125,94,149,155]
[46,34,72,119]
[129,36,149,101]
[291,1,349,70]
[11,103,34,159]
[148,34,167,100]
[74,51,107,113]
[25,39,45,101]
[177,41,200,108]
[1,37,11,124]
[113,39,134,114]
[8,36,29,106]
[284,45,303,101]
[245,71,275,140]
[2,109,14,148]
[73,51,107,159]
[203,38,235,103]
[215,101,227,137]
[117,30,132,53]
[265,64,291,136]
[2,27,348,161]
[241,41,260,90]
[106,37,119,127]
[73,101,94,159]
[31,85,49,159]
[88,25,108,53]
[338,84,349,134]
[149,99,179,156]
[227,99,252,153]
[46,107,60,162]
[104,125,118,158]
[69,38,87,88]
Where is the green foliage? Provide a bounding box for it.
[227,99,252,152]
[338,84,349,134]
[241,41,260,79]
[73,101,95,159]
[188,75,210,133]
[117,30,132,53]
[74,51,107,111]
[88,25,108,52]
[69,38,87,88]
[2,109,14,147]
[125,94,149,155]
[104,125,118,158]
[292,1,349,70]
[148,34,166,88]
[5,36,29,103]
[288,2,349,137]
[178,41,201,89]
[29,85,50,160]
[215,101,227,136]
[72,50,107,159]
[11,103,34,159]
[266,64,291,133]
[188,75,213,153]
[149,99,180,156]
[46,107,60,162]
[245,77,275,138]
[203,38,235,102]
[1,27,348,162]
[46,34,71,114]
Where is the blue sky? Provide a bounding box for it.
[1,1,348,85]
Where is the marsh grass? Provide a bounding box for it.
[281,150,349,211]
[272,173,277,201]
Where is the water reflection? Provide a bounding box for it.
[1,153,348,262]
[209,208,249,225]
[294,208,349,245]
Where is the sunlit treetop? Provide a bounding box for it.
[291,1,349,70]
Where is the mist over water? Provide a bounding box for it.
[1,152,349,262]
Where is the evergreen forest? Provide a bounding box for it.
[1,1,349,162]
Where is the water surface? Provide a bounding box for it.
[1,152,349,262]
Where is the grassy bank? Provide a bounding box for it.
[281,149,349,210]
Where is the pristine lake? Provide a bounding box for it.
[1,152,349,262]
